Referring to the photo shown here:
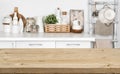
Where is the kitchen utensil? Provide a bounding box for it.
[10,7,26,28]
[98,5,115,25]
[92,2,99,17]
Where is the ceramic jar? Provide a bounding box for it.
[3,16,12,33]
[72,19,83,33]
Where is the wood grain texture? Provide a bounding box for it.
[0,49,120,73]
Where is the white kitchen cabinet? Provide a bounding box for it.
[0,33,95,48]
[0,41,14,48]
[56,41,92,48]
[15,41,55,48]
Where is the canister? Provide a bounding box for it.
[3,16,12,33]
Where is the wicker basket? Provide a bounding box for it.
[45,24,70,33]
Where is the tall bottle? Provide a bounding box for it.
[61,11,68,25]
[12,12,19,34]
[19,17,24,33]
[55,8,62,24]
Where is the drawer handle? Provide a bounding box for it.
[29,44,43,46]
[66,44,80,46]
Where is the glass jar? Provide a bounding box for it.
[25,17,36,32]
[30,24,39,33]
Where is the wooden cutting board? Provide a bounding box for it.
[10,7,26,28]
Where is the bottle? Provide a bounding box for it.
[19,17,24,33]
[12,12,19,34]
[56,8,61,17]
[55,8,62,24]
[13,12,18,25]
[61,11,68,25]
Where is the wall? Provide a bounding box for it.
[0,0,120,48]
[0,0,89,33]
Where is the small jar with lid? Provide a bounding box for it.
[3,16,12,33]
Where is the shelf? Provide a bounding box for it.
[112,40,118,42]
[89,2,118,5]
[89,21,119,25]
[0,32,95,41]
[88,0,118,48]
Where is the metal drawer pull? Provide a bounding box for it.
[66,44,80,46]
[29,44,43,46]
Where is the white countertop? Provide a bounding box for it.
[0,32,95,41]
[0,32,113,41]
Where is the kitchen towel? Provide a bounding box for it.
[94,39,113,48]
[95,20,113,36]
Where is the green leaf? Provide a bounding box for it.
[44,14,58,24]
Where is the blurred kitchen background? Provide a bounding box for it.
[0,0,120,48]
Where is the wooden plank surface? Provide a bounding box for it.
[0,49,120,73]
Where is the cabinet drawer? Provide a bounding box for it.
[56,41,92,48]
[0,42,13,48]
[16,41,55,48]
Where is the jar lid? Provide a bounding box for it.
[62,11,67,15]
[3,16,12,24]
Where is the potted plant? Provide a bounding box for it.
[44,14,58,24]
[44,14,70,33]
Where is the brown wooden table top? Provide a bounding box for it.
[0,49,120,73]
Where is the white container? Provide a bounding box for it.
[2,16,12,33]
[3,25,11,33]
[35,16,43,32]
[72,19,82,30]
[19,18,24,33]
